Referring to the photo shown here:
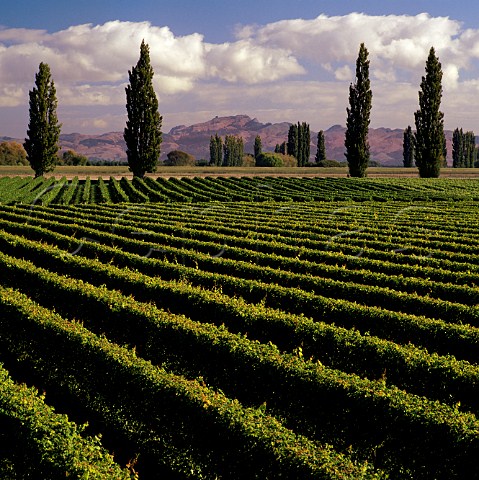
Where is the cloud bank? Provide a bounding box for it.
[1,13,479,135]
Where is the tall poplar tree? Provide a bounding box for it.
[466,131,476,167]
[403,126,415,167]
[414,47,445,178]
[124,40,162,177]
[300,122,310,166]
[287,122,310,166]
[254,135,262,160]
[453,128,476,168]
[24,63,61,177]
[452,128,463,168]
[345,43,372,177]
[223,135,244,166]
[287,124,298,161]
[209,133,223,166]
[315,130,326,163]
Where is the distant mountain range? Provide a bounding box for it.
[2,114,457,166]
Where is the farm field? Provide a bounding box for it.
[1,176,479,478]
[2,175,479,204]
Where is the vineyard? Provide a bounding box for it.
[1,175,479,204]
[1,176,479,478]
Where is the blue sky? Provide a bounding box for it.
[1,1,479,137]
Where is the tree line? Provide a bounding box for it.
[209,134,245,166]
[24,40,161,178]
[0,140,88,167]
[209,128,328,167]
[403,125,476,169]
[345,43,452,178]
[452,129,476,168]
[210,43,452,177]
[24,39,464,178]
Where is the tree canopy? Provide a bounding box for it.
[287,122,310,166]
[24,63,61,177]
[403,126,415,168]
[414,47,445,178]
[315,130,326,163]
[124,40,162,177]
[0,142,28,166]
[209,134,223,166]
[345,43,372,177]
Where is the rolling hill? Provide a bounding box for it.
[3,115,456,166]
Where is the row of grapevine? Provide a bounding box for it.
[1,236,479,418]
[2,176,479,204]
[0,362,132,478]
[2,204,479,337]
[2,194,479,477]
[0,284,382,479]
[9,201,479,287]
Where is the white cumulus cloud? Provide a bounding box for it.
[235,12,471,85]
[2,13,479,136]
[0,20,304,110]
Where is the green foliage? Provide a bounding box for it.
[124,40,162,178]
[0,363,132,479]
[223,135,244,166]
[3,176,479,204]
[255,152,297,167]
[414,47,445,177]
[315,130,327,163]
[317,159,343,167]
[254,135,262,159]
[0,283,382,479]
[209,133,223,166]
[132,177,169,202]
[275,141,287,154]
[60,149,88,166]
[165,149,196,166]
[403,126,415,167]
[108,176,129,202]
[2,201,479,477]
[0,142,28,166]
[453,128,476,168]
[345,43,372,177]
[96,177,111,202]
[24,63,62,178]
[56,177,79,205]
[287,123,298,159]
[119,177,149,202]
[287,122,310,166]
[80,177,91,203]
[255,152,283,167]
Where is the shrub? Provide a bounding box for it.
[241,154,256,167]
[316,160,344,167]
[60,150,89,166]
[281,154,298,167]
[165,150,196,166]
[255,152,297,167]
[0,142,28,166]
